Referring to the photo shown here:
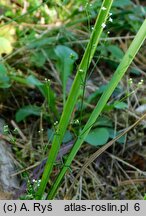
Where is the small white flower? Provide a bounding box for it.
[101,23,106,28]
[128,78,133,85]
[74,119,79,124]
[109,12,112,16]
[45,78,50,83]
[35,34,39,38]
[40,17,45,25]
[138,79,144,86]
[140,79,144,83]
[109,17,113,22]
[102,6,107,10]
[107,31,110,34]
[78,6,83,12]
[54,121,58,126]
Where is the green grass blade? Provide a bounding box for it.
[47,19,146,199]
[35,0,114,199]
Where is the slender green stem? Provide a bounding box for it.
[35,0,113,199]
[47,19,146,199]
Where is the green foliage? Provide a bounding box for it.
[30,51,46,67]
[95,116,113,128]
[113,101,128,110]
[48,129,73,143]
[113,0,132,7]
[85,127,109,146]
[0,37,13,55]
[108,129,126,144]
[15,105,42,122]
[54,45,78,104]
[27,37,56,49]
[0,64,11,88]
[106,45,124,61]
[20,178,41,200]
[26,75,57,116]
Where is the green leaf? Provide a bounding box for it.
[47,129,55,142]
[43,48,57,60]
[54,45,78,102]
[47,129,72,143]
[113,0,131,7]
[95,116,113,127]
[27,37,56,49]
[107,45,124,60]
[130,67,141,75]
[26,75,46,97]
[63,130,73,143]
[0,37,13,55]
[0,64,11,88]
[108,129,126,144]
[87,85,108,103]
[26,75,52,98]
[26,75,57,116]
[30,51,46,67]
[0,63,7,74]
[103,104,114,112]
[85,127,109,146]
[26,75,42,86]
[114,101,128,109]
[15,105,42,122]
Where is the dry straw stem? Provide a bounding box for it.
[47,19,146,199]
[36,0,114,199]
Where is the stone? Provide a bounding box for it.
[0,119,19,199]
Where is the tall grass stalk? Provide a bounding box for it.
[47,19,146,199]
[36,0,113,199]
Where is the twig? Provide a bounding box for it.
[119,178,146,186]
[11,120,27,141]
[0,133,24,148]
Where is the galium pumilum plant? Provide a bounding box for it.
[36,0,146,199]
[46,19,146,199]
[35,0,113,199]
